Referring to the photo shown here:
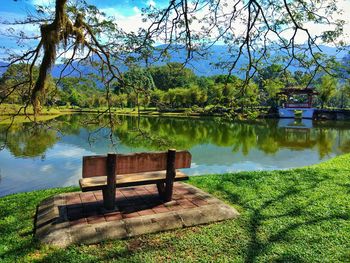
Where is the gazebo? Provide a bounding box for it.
[277,87,318,119]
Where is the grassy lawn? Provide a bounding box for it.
[0,104,62,116]
[0,114,61,124]
[0,155,349,262]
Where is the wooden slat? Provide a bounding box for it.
[82,150,191,178]
[79,170,189,191]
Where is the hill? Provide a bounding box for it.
[0,45,349,78]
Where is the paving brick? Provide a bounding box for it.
[177,200,196,209]
[122,211,140,218]
[191,198,208,206]
[168,204,183,211]
[67,207,84,220]
[144,186,158,194]
[93,192,103,201]
[66,203,83,210]
[87,215,106,224]
[171,194,183,200]
[104,212,123,221]
[134,188,149,195]
[120,188,138,197]
[66,195,81,205]
[175,189,190,195]
[80,193,97,203]
[138,209,155,216]
[69,218,87,226]
[152,208,169,213]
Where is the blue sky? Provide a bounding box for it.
[0,0,169,57]
[0,0,349,59]
[0,0,168,22]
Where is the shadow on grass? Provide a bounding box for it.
[190,168,349,262]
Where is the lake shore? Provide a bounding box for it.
[1,154,349,262]
[2,104,350,121]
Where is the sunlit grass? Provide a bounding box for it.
[0,114,61,124]
[0,104,62,115]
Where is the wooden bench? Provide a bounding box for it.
[79,149,192,210]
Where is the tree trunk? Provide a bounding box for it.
[31,0,68,117]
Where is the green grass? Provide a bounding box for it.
[60,107,210,117]
[0,114,61,124]
[0,155,349,262]
[0,104,62,116]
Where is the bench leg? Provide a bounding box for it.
[163,149,176,202]
[164,181,174,202]
[157,182,165,199]
[157,182,174,202]
[102,187,115,210]
[103,153,117,211]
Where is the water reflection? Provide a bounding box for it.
[0,123,59,159]
[1,114,350,196]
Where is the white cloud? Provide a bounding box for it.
[274,0,350,45]
[148,0,156,7]
[49,148,88,158]
[40,164,54,172]
[132,6,141,14]
[31,0,55,6]
[101,7,147,33]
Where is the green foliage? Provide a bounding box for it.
[149,63,196,91]
[317,75,337,108]
[0,123,58,158]
[2,60,349,116]
[123,66,155,111]
[57,77,105,107]
[262,78,284,109]
[0,63,56,105]
[263,78,284,99]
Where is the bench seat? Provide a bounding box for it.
[79,170,189,192]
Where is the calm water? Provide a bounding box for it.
[1,114,350,197]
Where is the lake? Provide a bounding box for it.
[1,114,350,197]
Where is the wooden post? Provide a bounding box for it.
[103,153,117,210]
[156,182,165,198]
[164,149,176,202]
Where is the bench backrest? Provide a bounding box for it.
[82,150,192,178]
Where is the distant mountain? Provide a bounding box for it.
[0,45,349,78]
[0,61,8,76]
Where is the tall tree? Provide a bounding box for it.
[123,67,155,113]
[149,63,196,91]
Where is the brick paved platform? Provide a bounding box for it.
[35,182,239,247]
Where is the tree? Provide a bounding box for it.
[58,77,104,107]
[0,63,56,106]
[337,81,350,109]
[262,78,284,108]
[123,67,155,114]
[149,63,196,91]
[317,75,337,109]
[2,0,127,116]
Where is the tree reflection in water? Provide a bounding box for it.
[1,114,350,159]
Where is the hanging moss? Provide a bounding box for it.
[32,0,87,117]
